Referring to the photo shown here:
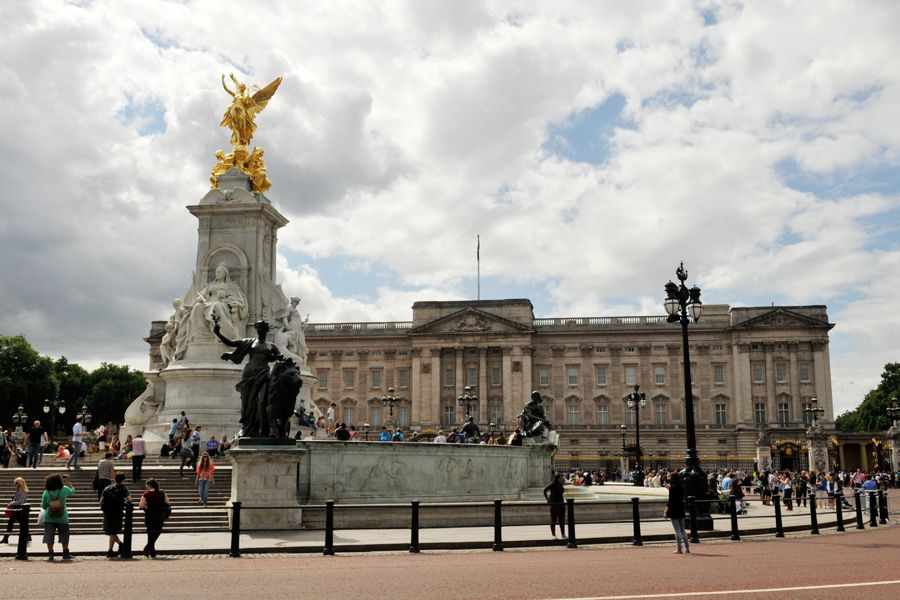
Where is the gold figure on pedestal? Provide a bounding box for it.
[212,74,282,193]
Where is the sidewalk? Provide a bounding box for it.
[1,494,892,559]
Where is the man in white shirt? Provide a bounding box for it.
[433,430,447,443]
[326,403,336,430]
[131,434,147,482]
[66,416,85,470]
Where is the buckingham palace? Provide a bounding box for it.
[301,299,835,468]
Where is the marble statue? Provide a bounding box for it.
[259,273,309,366]
[519,391,553,438]
[178,264,248,352]
[214,317,301,438]
[123,381,162,428]
[220,74,283,147]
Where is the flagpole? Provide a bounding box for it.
[477,235,481,301]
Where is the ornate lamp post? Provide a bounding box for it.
[804,397,824,425]
[626,384,647,482]
[457,385,477,423]
[43,397,67,443]
[664,262,711,529]
[11,404,29,436]
[77,403,92,426]
[488,421,496,441]
[363,422,371,441]
[382,387,401,428]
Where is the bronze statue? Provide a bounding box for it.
[213,315,301,438]
[519,391,553,438]
[461,416,480,440]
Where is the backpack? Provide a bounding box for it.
[447,433,460,443]
[47,490,64,518]
[101,484,126,514]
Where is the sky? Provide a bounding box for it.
[1,0,899,416]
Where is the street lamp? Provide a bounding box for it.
[626,384,647,477]
[11,405,29,435]
[43,397,67,443]
[489,421,496,442]
[887,397,900,426]
[382,387,401,428]
[77,403,92,426]
[664,261,711,529]
[804,397,824,425]
[363,422,371,441]
[620,423,627,451]
[457,385,477,422]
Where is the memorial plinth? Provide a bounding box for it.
[228,439,307,530]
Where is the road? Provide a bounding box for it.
[4,525,898,599]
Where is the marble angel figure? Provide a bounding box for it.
[259,273,309,366]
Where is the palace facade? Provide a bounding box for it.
[302,299,836,467]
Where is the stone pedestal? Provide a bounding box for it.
[806,423,830,473]
[755,428,772,471]
[227,440,307,530]
[888,425,900,473]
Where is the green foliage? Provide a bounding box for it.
[835,363,900,431]
[0,335,146,435]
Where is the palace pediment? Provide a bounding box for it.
[735,308,831,330]
[408,307,534,335]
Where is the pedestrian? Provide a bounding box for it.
[168,419,178,445]
[378,426,390,441]
[96,423,109,453]
[179,441,194,476]
[0,427,7,469]
[433,430,447,443]
[335,423,351,441]
[205,435,219,455]
[543,473,567,540]
[781,471,793,511]
[391,428,404,442]
[41,473,75,560]
[326,403,336,430]
[665,471,690,554]
[195,452,215,507]
[190,426,202,464]
[131,434,147,482]
[95,452,116,500]
[26,421,46,468]
[66,416,86,471]
[796,472,808,507]
[139,478,170,558]
[348,426,359,441]
[99,473,132,558]
[0,429,10,468]
[2,477,29,544]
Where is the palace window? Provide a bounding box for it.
[625,367,636,387]
[371,369,382,389]
[467,367,478,387]
[568,404,580,425]
[397,369,409,388]
[624,347,636,353]
[802,403,813,424]
[655,404,667,425]
[595,366,607,386]
[567,348,578,354]
[539,349,550,355]
[398,406,409,427]
[778,403,790,424]
[490,404,503,425]
[596,405,608,425]
[539,367,550,386]
[714,365,725,385]
[318,371,328,389]
[799,343,810,350]
[567,367,579,386]
[595,348,607,354]
[752,364,765,384]
[653,346,665,353]
[799,363,811,383]
[442,405,455,426]
[491,367,502,386]
[627,405,637,425]
[444,367,455,387]
[776,363,788,383]
[755,403,767,424]
[343,407,354,427]
[712,345,723,351]
[370,407,382,427]
[715,404,727,425]
[344,370,355,389]
[654,366,666,385]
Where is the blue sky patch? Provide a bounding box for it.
[116,95,167,136]
[543,93,632,165]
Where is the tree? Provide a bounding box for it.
[85,363,147,426]
[0,335,58,427]
[53,356,91,432]
[835,363,900,431]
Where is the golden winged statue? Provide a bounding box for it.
[220,74,282,147]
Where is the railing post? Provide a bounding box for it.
[773,491,784,538]
[868,491,878,527]
[566,497,577,549]
[492,499,503,552]
[324,500,335,556]
[229,501,242,558]
[835,492,845,532]
[687,497,699,545]
[729,496,740,541]
[120,502,134,559]
[15,504,29,561]
[409,500,420,554]
[809,491,819,535]
[854,490,865,530]
[631,497,642,546]
[878,490,887,525]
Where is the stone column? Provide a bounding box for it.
[806,422,830,474]
[478,348,488,425]
[755,427,772,471]
[410,347,424,425]
[502,346,514,429]
[888,425,900,474]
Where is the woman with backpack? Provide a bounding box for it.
[41,473,75,560]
